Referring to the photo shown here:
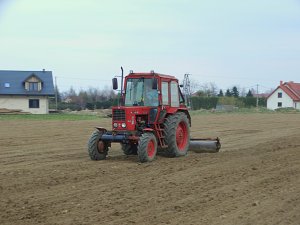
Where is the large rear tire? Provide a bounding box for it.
[87,130,108,160]
[137,133,157,162]
[121,143,138,155]
[164,112,190,157]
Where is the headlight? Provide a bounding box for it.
[113,122,118,128]
[121,123,126,128]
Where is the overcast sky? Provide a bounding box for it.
[0,0,299,92]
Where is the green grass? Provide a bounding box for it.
[0,113,103,121]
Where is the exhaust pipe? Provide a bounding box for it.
[189,137,221,153]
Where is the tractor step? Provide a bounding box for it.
[154,124,166,147]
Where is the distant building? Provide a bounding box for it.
[0,70,55,114]
[253,93,270,98]
[267,81,300,110]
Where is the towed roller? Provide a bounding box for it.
[189,137,221,153]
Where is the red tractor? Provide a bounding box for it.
[88,69,220,162]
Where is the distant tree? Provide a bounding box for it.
[58,86,117,110]
[64,86,77,102]
[195,90,206,96]
[57,87,62,102]
[189,79,200,94]
[232,86,239,98]
[78,90,89,109]
[51,86,62,103]
[246,89,253,97]
[239,87,247,97]
[196,82,218,97]
[225,89,232,97]
[218,89,224,97]
[207,82,218,96]
[68,86,77,97]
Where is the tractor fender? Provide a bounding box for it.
[143,128,154,133]
[95,127,107,133]
[166,109,191,127]
[177,110,191,127]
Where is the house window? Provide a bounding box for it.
[278,102,282,107]
[4,83,10,88]
[29,99,40,108]
[29,82,39,91]
[278,92,282,98]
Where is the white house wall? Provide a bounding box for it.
[267,88,294,110]
[0,96,49,114]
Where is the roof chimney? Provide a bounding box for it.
[42,69,45,73]
[280,80,283,86]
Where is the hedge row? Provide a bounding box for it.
[191,96,267,110]
[51,96,267,111]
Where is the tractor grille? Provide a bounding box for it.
[113,109,125,121]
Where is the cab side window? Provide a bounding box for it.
[162,82,169,105]
[170,81,179,107]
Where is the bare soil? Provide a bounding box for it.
[0,113,299,225]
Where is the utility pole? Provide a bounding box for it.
[55,76,58,111]
[256,84,259,109]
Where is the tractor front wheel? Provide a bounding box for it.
[137,133,157,162]
[164,112,190,157]
[87,130,108,160]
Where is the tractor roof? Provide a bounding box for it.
[126,72,177,80]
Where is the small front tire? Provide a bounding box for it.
[87,130,108,160]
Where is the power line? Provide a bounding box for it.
[56,76,110,82]
[189,74,274,82]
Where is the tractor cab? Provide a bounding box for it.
[113,72,185,108]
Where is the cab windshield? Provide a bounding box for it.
[125,78,158,106]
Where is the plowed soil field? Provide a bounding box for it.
[1,113,300,225]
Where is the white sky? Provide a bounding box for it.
[0,0,300,93]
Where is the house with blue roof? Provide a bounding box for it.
[0,70,55,114]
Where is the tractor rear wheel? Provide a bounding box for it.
[121,143,138,155]
[164,112,190,157]
[87,130,108,160]
[137,133,157,162]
